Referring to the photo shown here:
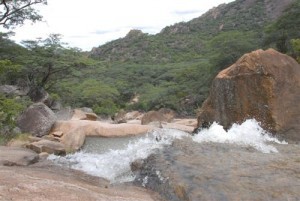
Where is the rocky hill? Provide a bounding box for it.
[90,0,295,63]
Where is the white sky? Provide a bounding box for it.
[8,0,234,51]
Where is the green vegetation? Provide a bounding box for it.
[0,94,31,144]
[0,0,299,141]
[0,0,47,28]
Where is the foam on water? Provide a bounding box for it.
[192,119,287,153]
[48,129,187,183]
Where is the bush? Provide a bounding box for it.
[0,94,31,144]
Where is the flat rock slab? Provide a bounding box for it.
[0,164,161,201]
[0,146,39,166]
[26,140,66,155]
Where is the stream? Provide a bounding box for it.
[49,119,300,201]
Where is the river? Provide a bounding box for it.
[49,119,300,201]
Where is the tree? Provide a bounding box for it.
[0,0,47,28]
[20,34,90,101]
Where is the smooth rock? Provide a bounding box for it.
[0,164,161,201]
[0,146,39,166]
[26,139,66,155]
[60,129,86,152]
[51,120,154,138]
[197,49,300,141]
[133,139,300,201]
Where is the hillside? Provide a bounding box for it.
[84,0,299,115]
[90,0,295,63]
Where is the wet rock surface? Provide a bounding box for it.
[133,139,300,201]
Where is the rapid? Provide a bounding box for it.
[48,119,300,200]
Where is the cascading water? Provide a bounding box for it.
[48,128,188,183]
[48,119,287,183]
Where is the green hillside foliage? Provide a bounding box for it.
[0,0,299,122]
[264,0,300,54]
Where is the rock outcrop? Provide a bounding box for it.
[17,103,57,137]
[0,146,39,166]
[51,120,153,137]
[0,164,161,201]
[197,49,300,141]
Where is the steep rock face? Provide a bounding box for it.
[197,49,300,141]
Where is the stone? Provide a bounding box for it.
[60,129,86,152]
[0,165,160,201]
[71,109,98,121]
[51,131,64,137]
[113,109,127,123]
[26,139,66,155]
[114,110,142,124]
[197,49,300,141]
[51,120,153,137]
[141,109,176,125]
[0,146,39,166]
[17,103,57,137]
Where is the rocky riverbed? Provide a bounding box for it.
[0,160,163,201]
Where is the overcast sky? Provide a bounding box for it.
[9,0,234,51]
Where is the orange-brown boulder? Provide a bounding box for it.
[197,49,300,141]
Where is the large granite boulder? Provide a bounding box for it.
[17,103,57,137]
[197,49,300,141]
[0,146,39,166]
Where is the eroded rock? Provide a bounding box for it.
[197,49,300,141]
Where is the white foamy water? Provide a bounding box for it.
[48,119,287,183]
[48,129,187,183]
[192,119,287,153]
